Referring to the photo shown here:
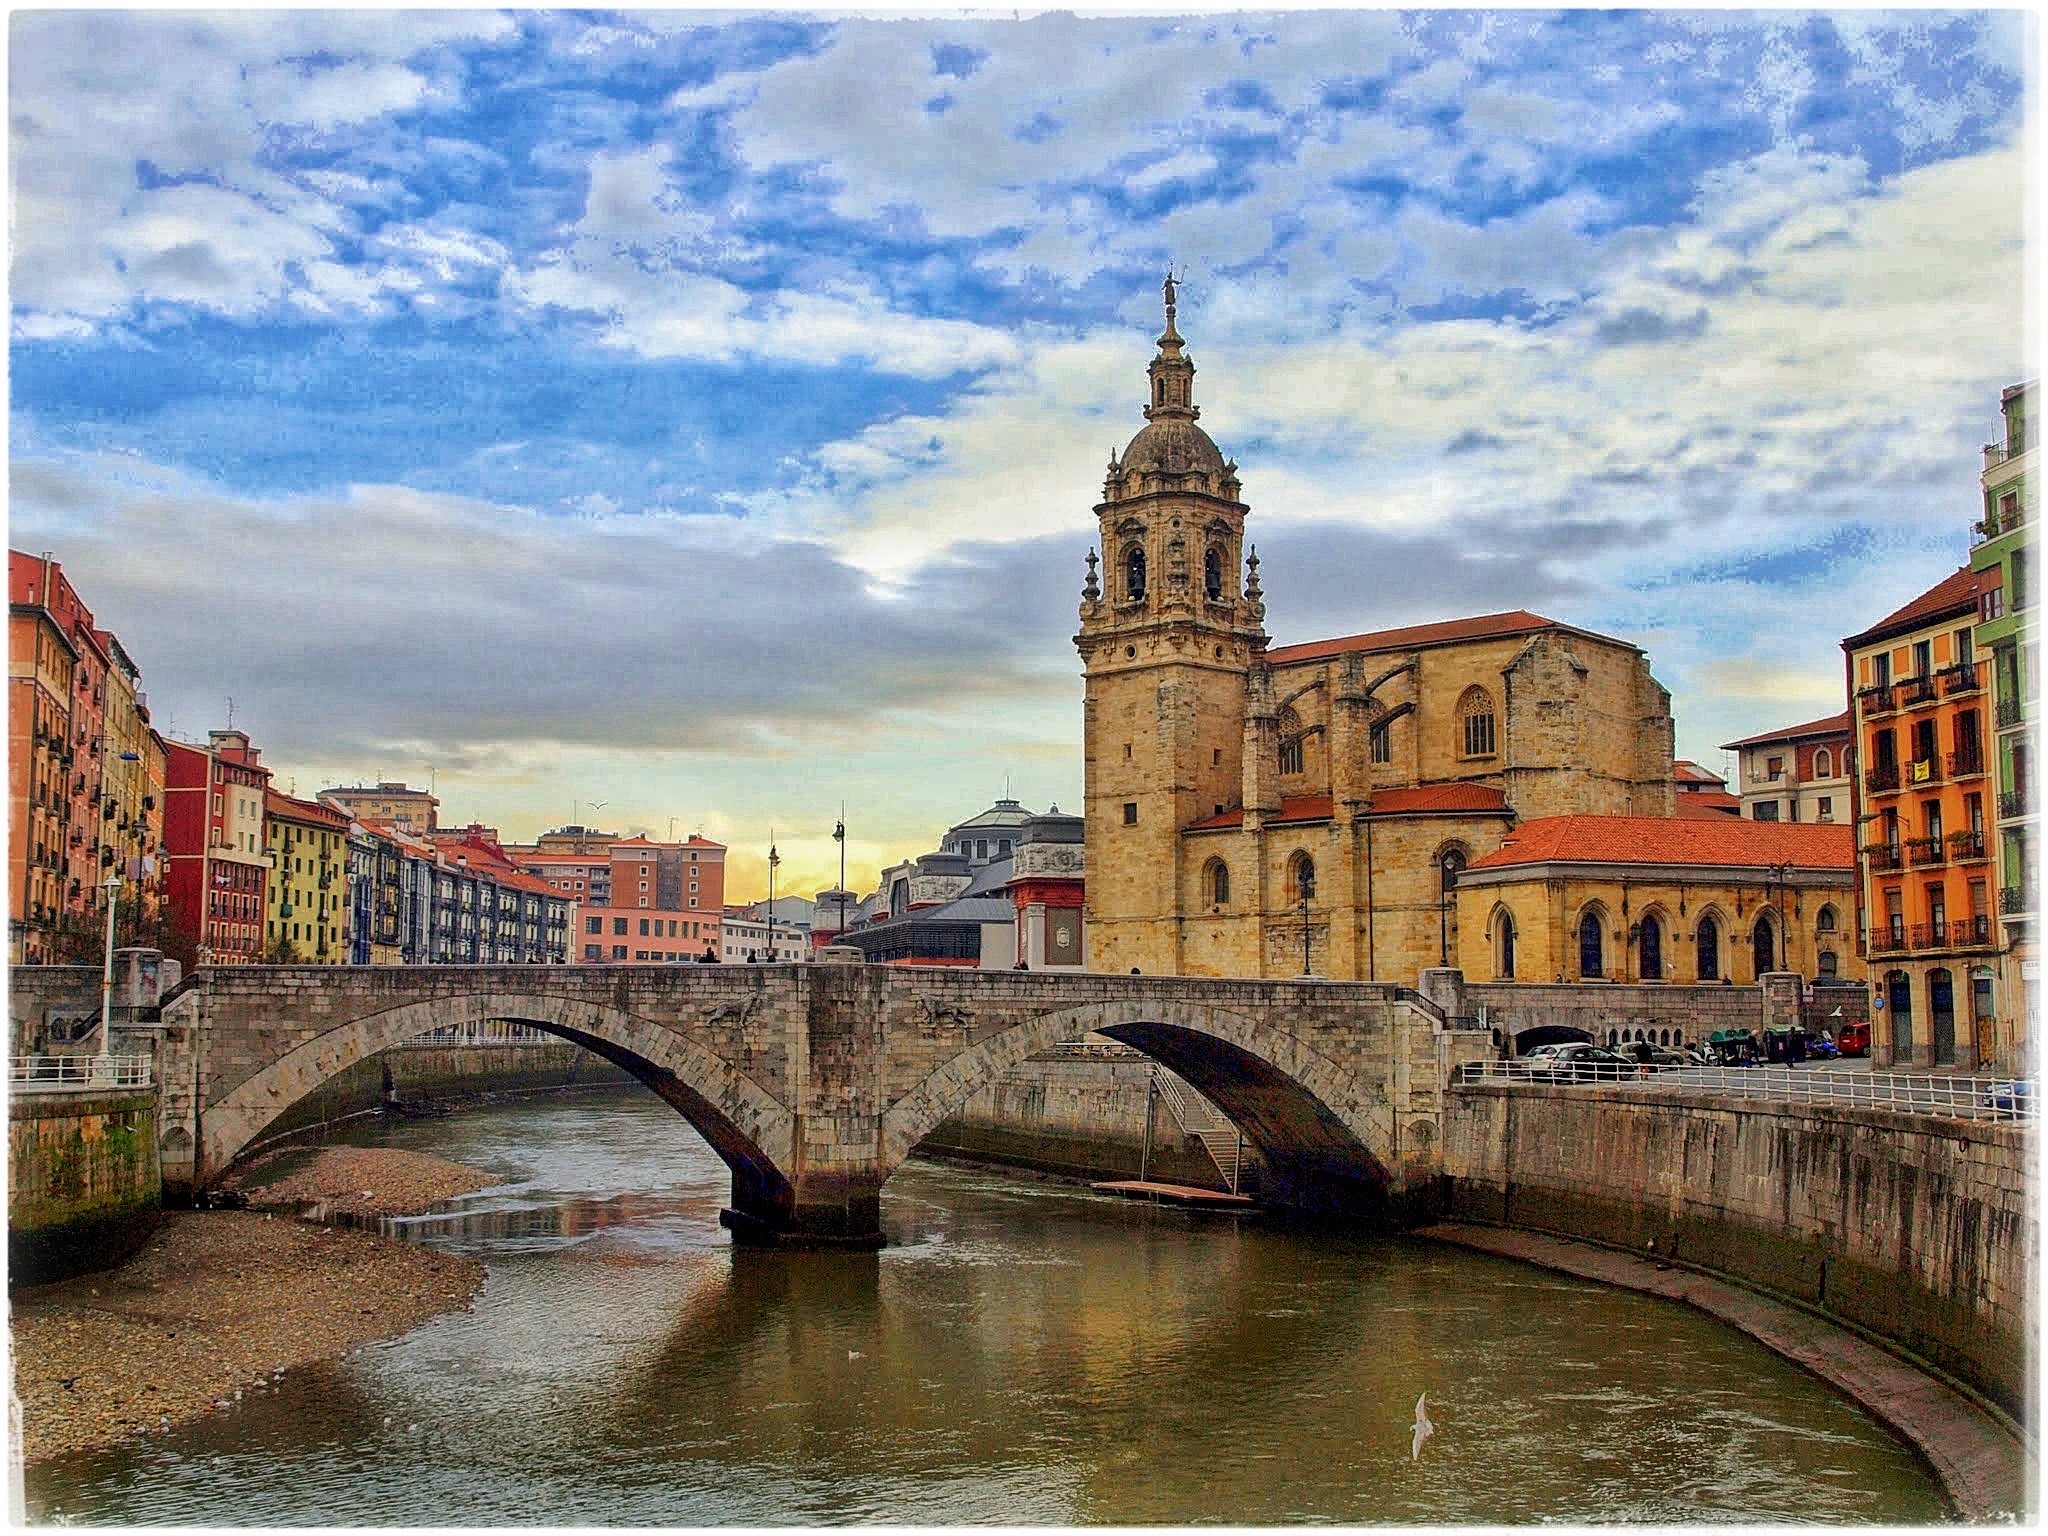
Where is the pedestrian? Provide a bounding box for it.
[1014,959,1029,971]
[747,950,758,964]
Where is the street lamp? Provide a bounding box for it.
[1298,859,1316,977]
[97,870,121,1066]
[833,808,848,943]
[766,834,780,963]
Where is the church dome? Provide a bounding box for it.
[1121,416,1227,478]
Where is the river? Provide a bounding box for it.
[26,1086,1949,1524]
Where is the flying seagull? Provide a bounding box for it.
[1411,1393,1435,1461]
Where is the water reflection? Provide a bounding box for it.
[25,1088,1949,1526]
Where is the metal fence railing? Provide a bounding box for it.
[401,1022,553,1047]
[10,1054,155,1092]
[1454,1060,2034,1122]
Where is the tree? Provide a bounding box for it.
[262,932,303,965]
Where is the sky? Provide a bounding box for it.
[9,8,2036,901]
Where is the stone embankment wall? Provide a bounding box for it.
[1441,1084,2030,1418]
[251,1041,636,1147]
[921,1053,1246,1191]
[10,1089,162,1285]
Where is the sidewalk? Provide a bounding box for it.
[1414,1222,2033,1523]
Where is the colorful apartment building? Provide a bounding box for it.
[1720,712,1853,825]
[317,779,440,834]
[1972,378,2036,1069]
[264,789,353,962]
[565,834,726,962]
[8,551,165,962]
[163,729,274,965]
[1843,567,1998,1068]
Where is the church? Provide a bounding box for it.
[1076,284,1759,984]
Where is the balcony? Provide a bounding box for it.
[1859,684,1896,716]
[1899,676,1939,708]
[1947,829,1988,861]
[1999,787,2029,819]
[1950,916,1994,948]
[1910,923,1953,951]
[1872,923,1911,955]
[1941,662,1983,696]
[1982,436,2033,470]
[1864,763,1901,793]
[1905,836,1944,867]
[1907,757,1941,787]
[1947,745,1985,778]
[1996,696,2023,728]
[2000,883,2034,918]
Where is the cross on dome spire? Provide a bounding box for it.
[1145,268,1197,423]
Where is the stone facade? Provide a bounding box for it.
[1443,1083,2032,1418]
[1077,286,1674,983]
[10,1087,161,1283]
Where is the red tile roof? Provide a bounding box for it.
[1675,792,1744,817]
[265,788,351,831]
[1843,566,1980,650]
[1267,610,1629,667]
[1183,782,1508,831]
[1469,814,1854,872]
[1720,711,1851,751]
[1672,759,1726,786]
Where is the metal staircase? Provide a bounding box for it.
[1151,1068,1245,1194]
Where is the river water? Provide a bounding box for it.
[28,1087,1948,1525]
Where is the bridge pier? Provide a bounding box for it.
[721,1170,885,1250]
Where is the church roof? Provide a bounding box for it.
[1120,416,1226,478]
[1468,814,1854,872]
[1266,610,1633,666]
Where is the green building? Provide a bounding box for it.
[1970,379,2035,1071]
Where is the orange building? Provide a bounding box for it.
[9,589,77,961]
[1843,566,1998,1068]
[556,834,727,963]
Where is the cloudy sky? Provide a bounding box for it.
[10,8,2033,899]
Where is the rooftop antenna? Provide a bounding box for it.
[224,696,235,730]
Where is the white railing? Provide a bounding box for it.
[1153,1068,1245,1193]
[10,1054,154,1092]
[401,1022,553,1047]
[1455,1060,2034,1122]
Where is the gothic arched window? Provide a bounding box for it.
[1204,546,1223,601]
[1639,913,1663,980]
[1495,909,1516,979]
[1207,859,1230,906]
[1458,686,1497,758]
[1696,915,1721,980]
[1752,914,1777,977]
[1292,853,1316,902]
[1277,706,1304,776]
[1124,545,1147,601]
[1578,909,1605,978]
[1814,747,1833,778]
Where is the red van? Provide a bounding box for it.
[1837,1021,1871,1057]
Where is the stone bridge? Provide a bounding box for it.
[75,962,1489,1244]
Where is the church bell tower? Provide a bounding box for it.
[1076,277,1268,974]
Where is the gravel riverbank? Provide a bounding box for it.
[11,1148,492,1466]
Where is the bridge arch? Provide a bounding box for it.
[879,998,1401,1218]
[198,990,795,1211]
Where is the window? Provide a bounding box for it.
[1696,916,1721,980]
[1207,859,1230,906]
[1813,747,1832,778]
[1125,545,1147,601]
[1875,653,1892,688]
[1983,585,2006,623]
[613,917,627,935]
[1956,628,1975,666]
[1278,735,1304,775]
[1815,905,1837,933]
[1753,802,1779,822]
[1123,802,1138,825]
[1766,755,1784,781]
[1458,686,1496,758]
[1495,910,1516,979]
[611,944,627,960]
[1204,546,1223,601]
[1817,950,1838,978]
[1912,639,1932,678]
[1370,717,1391,764]
[1751,915,1777,976]
[1578,911,1604,978]
[585,916,600,934]
[1292,853,1316,902]
[639,918,650,936]
[1638,914,1663,980]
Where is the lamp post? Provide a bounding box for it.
[833,808,848,942]
[97,870,121,1066]
[1299,862,1315,977]
[766,835,780,963]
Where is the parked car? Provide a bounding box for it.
[1525,1043,1637,1083]
[1985,1079,2034,1118]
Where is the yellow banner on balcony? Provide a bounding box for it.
[1910,760,1933,783]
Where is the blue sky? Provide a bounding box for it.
[9,9,2033,898]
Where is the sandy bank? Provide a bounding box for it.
[11,1147,492,1465]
